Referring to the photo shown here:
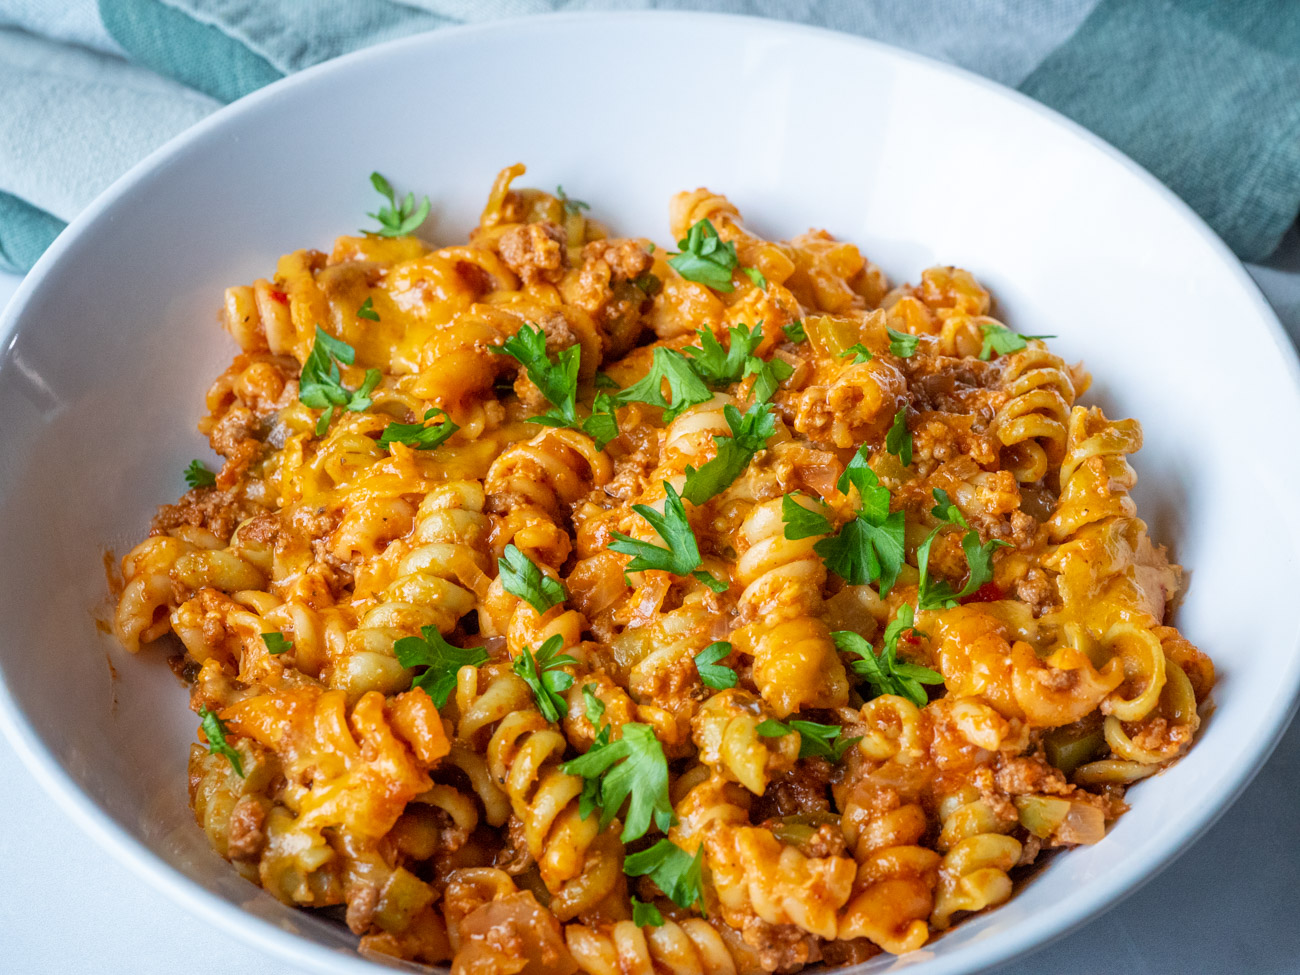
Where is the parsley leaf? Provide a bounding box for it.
[594,371,620,390]
[693,570,729,592]
[261,632,292,656]
[357,297,380,322]
[917,489,1009,610]
[781,493,833,540]
[198,707,244,777]
[556,185,590,214]
[513,634,577,723]
[582,392,621,451]
[978,322,1055,361]
[885,407,913,466]
[742,266,768,289]
[492,323,580,426]
[624,840,704,912]
[694,641,738,690]
[394,625,489,708]
[299,326,381,425]
[887,328,920,358]
[184,460,216,489]
[816,461,904,593]
[930,488,966,527]
[840,343,874,363]
[681,402,775,504]
[915,526,960,611]
[377,407,459,451]
[561,723,673,841]
[365,172,430,238]
[837,447,888,519]
[834,605,941,708]
[683,323,763,387]
[610,482,704,577]
[668,218,738,292]
[582,684,606,725]
[498,544,567,614]
[745,355,793,403]
[960,530,1009,597]
[614,347,713,422]
[631,896,665,928]
[757,718,861,762]
[783,320,807,343]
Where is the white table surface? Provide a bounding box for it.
[4,237,1300,973]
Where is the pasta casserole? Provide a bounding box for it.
[112,164,1213,973]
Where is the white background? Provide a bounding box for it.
[3,237,1300,973]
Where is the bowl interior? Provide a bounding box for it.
[2,12,1299,975]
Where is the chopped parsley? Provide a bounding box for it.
[298,326,381,436]
[693,641,738,690]
[683,323,763,387]
[833,605,942,708]
[594,371,620,390]
[756,718,861,762]
[561,722,673,841]
[614,347,713,422]
[840,343,874,364]
[609,482,722,590]
[887,328,920,358]
[745,355,793,403]
[885,407,913,466]
[781,493,833,540]
[582,684,606,725]
[582,392,621,451]
[916,489,1009,610]
[681,402,775,505]
[668,218,739,292]
[512,634,577,723]
[261,632,292,656]
[783,320,807,343]
[198,707,244,777]
[631,896,665,927]
[978,322,1055,361]
[498,544,567,615]
[816,453,905,593]
[356,297,380,322]
[184,460,216,489]
[394,625,489,708]
[556,185,590,214]
[624,840,705,912]
[492,323,580,427]
[377,407,458,451]
[365,172,430,238]
[742,266,768,289]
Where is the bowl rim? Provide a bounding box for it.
[2,9,1298,975]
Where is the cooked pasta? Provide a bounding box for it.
[111,165,1213,972]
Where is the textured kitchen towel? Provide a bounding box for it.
[0,0,1297,271]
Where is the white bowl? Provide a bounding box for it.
[2,11,1298,974]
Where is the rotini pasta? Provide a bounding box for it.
[111,165,1212,971]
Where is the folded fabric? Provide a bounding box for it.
[0,0,1296,273]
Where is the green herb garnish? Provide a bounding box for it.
[694,641,738,690]
[681,402,775,505]
[365,172,430,238]
[198,707,244,778]
[184,460,216,489]
[513,634,577,723]
[978,322,1055,360]
[498,544,567,614]
[394,625,489,708]
[377,407,458,451]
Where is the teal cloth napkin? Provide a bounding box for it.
[0,0,1297,273]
